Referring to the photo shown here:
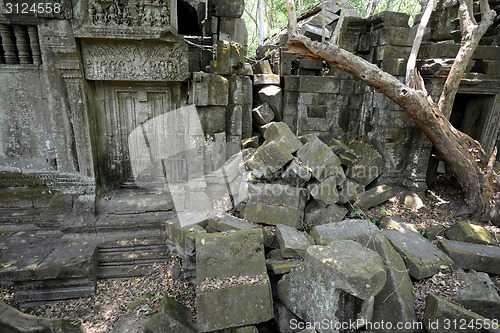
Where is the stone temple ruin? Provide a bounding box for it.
[1,0,500,332]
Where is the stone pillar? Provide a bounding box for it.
[13,25,31,64]
[0,24,17,64]
[27,26,42,65]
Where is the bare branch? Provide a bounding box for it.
[406,0,437,86]
[438,0,496,119]
[459,0,476,37]
[286,0,298,38]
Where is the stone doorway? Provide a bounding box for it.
[426,92,500,186]
[93,81,186,191]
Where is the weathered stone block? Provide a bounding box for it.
[356,185,394,210]
[252,60,274,74]
[211,0,245,18]
[274,301,304,333]
[197,281,274,332]
[308,176,339,206]
[190,72,229,106]
[245,139,294,180]
[445,221,495,245]
[423,293,499,333]
[165,219,207,255]
[438,239,500,275]
[299,76,340,94]
[219,18,248,48]
[242,136,260,149]
[263,122,303,154]
[282,159,312,186]
[243,202,303,229]
[206,214,257,233]
[247,182,309,210]
[0,300,82,333]
[254,74,280,86]
[252,103,275,126]
[226,104,243,136]
[311,219,380,245]
[328,138,358,166]
[259,85,283,120]
[277,241,386,333]
[383,218,453,280]
[228,76,244,105]
[346,140,384,186]
[145,296,197,333]
[452,270,500,321]
[211,41,245,75]
[304,200,348,229]
[297,137,341,182]
[338,179,364,204]
[357,234,416,332]
[195,228,266,283]
[276,224,311,259]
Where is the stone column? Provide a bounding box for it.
[0,24,17,64]
[13,25,31,64]
[27,26,42,65]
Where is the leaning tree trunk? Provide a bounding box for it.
[285,0,497,218]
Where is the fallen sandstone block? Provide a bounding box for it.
[310,219,380,245]
[357,233,416,332]
[263,122,303,154]
[382,217,453,280]
[277,241,386,333]
[307,176,339,206]
[452,270,500,321]
[346,140,384,186]
[276,224,311,259]
[445,221,495,245]
[423,293,500,333]
[297,137,341,182]
[356,184,394,210]
[304,200,348,229]
[438,239,500,275]
[243,202,304,229]
[282,159,312,186]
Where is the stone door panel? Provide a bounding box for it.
[94,82,185,188]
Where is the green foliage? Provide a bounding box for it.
[243,0,423,58]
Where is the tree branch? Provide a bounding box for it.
[438,0,496,119]
[406,0,437,86]
[286,0,297,37]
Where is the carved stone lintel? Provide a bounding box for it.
[75,0,177,39]
[80,39,189,81]
[27,26,42,65]
[13,25,31,64]
[0,24,17,64]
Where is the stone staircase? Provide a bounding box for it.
[0,206,176,308]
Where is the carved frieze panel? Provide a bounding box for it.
[74,0,178,40]
[81,39,189,81]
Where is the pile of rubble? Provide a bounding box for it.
[3,122,500,333]
[159,122,500,333]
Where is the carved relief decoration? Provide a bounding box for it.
[88,0,170,27]
[74,0,177,39]
[81,40,189,81]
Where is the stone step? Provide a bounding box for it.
[0,230,171,307]
[97,192,175,215]
[0,232,98,308]
[96,238,170,279]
